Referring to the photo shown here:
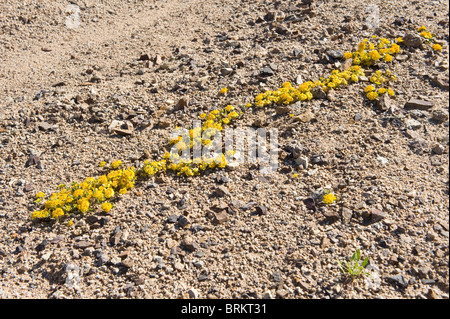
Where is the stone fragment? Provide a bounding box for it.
[254,205,268,216]
[404,98,434,110]
[74,241,93,249]
[431,143,445,155]
[188,288,200,299]
[370,208,387,223]
[341,207,353,223]
[403,32,423,48]
[212,211,229,225]
[259,67,275,77]
[431,109,449,122]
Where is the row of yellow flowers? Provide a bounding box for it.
[31,26,443,222]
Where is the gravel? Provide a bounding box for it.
[0,0,448,300]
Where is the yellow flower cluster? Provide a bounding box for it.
[364,70,396,101]
[344,37,401,67]
[417,26,444,52]
[323,193,337,204]
[31,162,136,221]
[250,66,365,108]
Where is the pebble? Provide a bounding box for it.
[431,143,445,155]
[259,67,275,77]
[386,274,408,288]
[188,288,200,299]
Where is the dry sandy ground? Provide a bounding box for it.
[0,0,448,299]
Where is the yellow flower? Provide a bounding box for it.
[52,208,64,219]
[387,89,395,96]
[368,50,381,61]
[99,161,106,167]
[36,191,45,198]
[344,52,353,59]
[420,31,432,39]
[101,202,112,213]
[396,37,403,43]
[323,193,337,204]
[432,43,442,51]
[111,160,122,169]
[366,91,379,101]
[365,85,375,92]
[225,105,234,112]
[119,188,127,195]
[219,87,228,94]
[67,220,74,227]
[418,25,427,32]
[78,198,90,213]
[384,54,393,62]
[293,173,298,178]
[378,87,387,94]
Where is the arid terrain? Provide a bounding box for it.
[0,0,448,299]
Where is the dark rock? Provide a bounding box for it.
[254,205,268,216]
[181,240,198,252]
[259,67,275,77]
[166,214,179,223]
[386,274,408,289]
[177,215,190,228]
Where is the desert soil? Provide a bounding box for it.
[0,0,448,299]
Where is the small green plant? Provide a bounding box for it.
[337,249,370,280]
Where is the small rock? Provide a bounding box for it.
[276,289,289,299]
[177,215,190,228]
[377,156,389,165]
[263,291,274,299]
[254,205,268,216]
[64,263,81,289]
[181,240,198,252]
[259,67,275,77]
[322,209,340,223]
[74,241,93,249]
[275,106,292,115]
[157,118,172,128]
[404,98,434,110]
[294,109,315,123]
[212,211,229,225]
[431,109,449,122]
[405,119,422,130]
[271,271,283,283]
[38,122,55,131]
[341,207,353,223]
[431,143,445,155]
[213,186,231,197]
[294,156,308,169]
[386,274,408,289]
[370,208,387,223]
[311,86,327,99]
[220,68,233,76]
[175,96,189,111]
[327,50,343,59]
[376,94,394,111]
[403,32,423,48]
[188,288,200,299]
[395,54,409,62]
